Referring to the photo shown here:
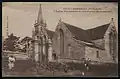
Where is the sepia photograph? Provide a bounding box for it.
[2,2,118,77]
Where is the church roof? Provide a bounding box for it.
[62,22,110,50]
[47,29,55,38]
[63,22,91,43]
[63,22,110,42]
[86,23,110,40]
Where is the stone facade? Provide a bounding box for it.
[92,39,105,49]
[52,20,118,64]
[52,21,85,63]
[85,46,110,63]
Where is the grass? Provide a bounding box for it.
[2,58,118,76]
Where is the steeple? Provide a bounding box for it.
[37,4,44,24]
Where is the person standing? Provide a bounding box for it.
[8,55,16,70]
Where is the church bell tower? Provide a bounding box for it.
[32,4,48,63]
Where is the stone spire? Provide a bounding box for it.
[37,4,44,24]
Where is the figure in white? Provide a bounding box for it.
[82,72,85,76]
[8,55,16,70]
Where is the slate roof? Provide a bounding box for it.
[62,22,110,50]
[63,22,92,43]
[46,29,55,38]
[86,23,110,40]
[63,22,110,42]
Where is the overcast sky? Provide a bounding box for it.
[2,2,118,39]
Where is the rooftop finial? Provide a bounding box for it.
[59,18,62,22]
[111,18,114,22]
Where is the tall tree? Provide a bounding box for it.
[3,33,20,51]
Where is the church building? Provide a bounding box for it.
[52,18,118,64]
[32,4,118,64]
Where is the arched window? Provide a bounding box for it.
[59,29,64,55]
[68,44,71,56]
[96,51,99,58]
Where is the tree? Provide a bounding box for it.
[3,33,20,51]
[20,36,33,53]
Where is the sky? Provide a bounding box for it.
[2,2,118,39]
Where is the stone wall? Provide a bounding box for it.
[92,39,105,49]
[85,23,118,64]
[85,46,110,63]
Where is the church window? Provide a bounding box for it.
[68,44,71,56]
[96,51,99,58]
[59,29,64,55]
[37,36,39,39]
